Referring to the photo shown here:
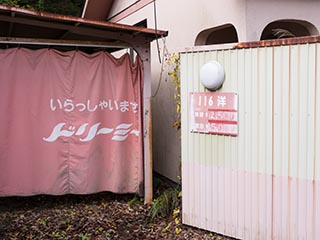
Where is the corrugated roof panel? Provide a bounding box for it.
[0,4,168,51]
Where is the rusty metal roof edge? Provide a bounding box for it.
[180,35,320,53]
[0,4,168,38]
[234,35,320,49]
[179,43,236,54]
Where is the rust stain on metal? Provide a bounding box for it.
[234,35,320,49]
[0,4,168,38]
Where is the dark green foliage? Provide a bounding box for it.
[0,0,20,7]
[0,0,85,17]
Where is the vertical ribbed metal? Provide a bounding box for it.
[181,43,320,240]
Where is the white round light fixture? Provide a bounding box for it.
[200,60,225,91]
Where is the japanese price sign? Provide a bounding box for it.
[190,92,238,136]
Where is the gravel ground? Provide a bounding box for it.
[0,179,235,240]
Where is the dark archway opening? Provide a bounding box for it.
[260,19,319,40]
[195,24,238,46]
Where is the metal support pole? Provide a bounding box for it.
[135,42,153,204]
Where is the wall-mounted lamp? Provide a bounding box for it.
[200,60,225,91]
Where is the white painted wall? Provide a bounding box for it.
[246,0,320,41]
[108,0,136,19]
[109,0,320,182]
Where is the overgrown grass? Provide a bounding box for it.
[149,187,181,222]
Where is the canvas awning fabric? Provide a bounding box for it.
[0,48,143,195]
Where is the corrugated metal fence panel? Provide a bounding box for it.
[181,43,320,240]
[272,43,320,239]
